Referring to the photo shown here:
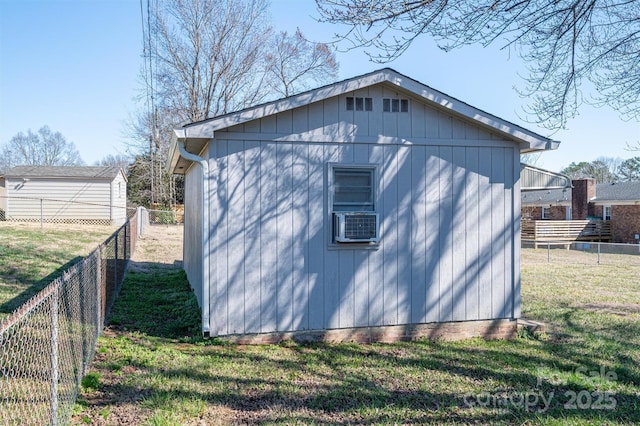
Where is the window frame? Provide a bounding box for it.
[383,97,409,113]
[541,207,550,219]
[603,205,612,220]
[328,163,379,248]
[346,96,373,111]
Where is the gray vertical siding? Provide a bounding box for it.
[183,92,522,337]
[183,164,204,308]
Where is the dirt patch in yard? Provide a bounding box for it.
[128,224,183,272]
[73,225,185,425]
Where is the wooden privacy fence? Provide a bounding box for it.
[522,220,612,247]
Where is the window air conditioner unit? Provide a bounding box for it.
[333,212,379,243]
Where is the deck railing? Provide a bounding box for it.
[522,220,611,247]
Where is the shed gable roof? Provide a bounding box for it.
[4,166,125,181]
[169,68,560,173]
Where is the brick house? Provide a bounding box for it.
[522,179,640,243]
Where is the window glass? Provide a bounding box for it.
[333,168,374,211]
[346,97,354,111]
[383,98,409,113]
[365,97,373,111]
[541,207,550,219]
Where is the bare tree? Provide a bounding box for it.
[123,109,177,206]
[151,0,272,124]
[316,0,640,129]
[96,154,132,174]
[131,0,340,206]
[0,126,84,173]
[265,30,339,98]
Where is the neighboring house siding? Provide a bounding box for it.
[592,205,604,219]
[610,205,640,243]
[6,178,112,220]
[202,98,520,336]
[183,163,204,308]
[0,178,6,213]
[110,172,128,225]
[523,206,567,220]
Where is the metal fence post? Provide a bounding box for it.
[40,198,44,231]
[124,221,128,262]
[114,234,118,292]
[597,242,601,265]
[50,284,59,426]
[547,242,550,263]
[95,247,102,334]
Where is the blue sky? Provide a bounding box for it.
[1,0,638,172]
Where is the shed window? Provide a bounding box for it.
[332,167,375,212]
[329,164,379,245]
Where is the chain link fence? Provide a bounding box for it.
[522,239,640,266]
[147,208,183,224]
[0,208,149,425]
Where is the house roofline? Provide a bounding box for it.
[183,68,558,148]
[3,166,127,182]
[169,68,560,173]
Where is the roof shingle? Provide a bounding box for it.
[2,166,122,180]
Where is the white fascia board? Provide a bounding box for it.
[166,129,181,173]
[183,73,387,136]
[522,200,571,207]
[592,200,640,206]
[384,70,558,151]
[168,128,213,174]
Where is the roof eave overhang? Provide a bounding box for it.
[592,200,640,206]
[168,128,211,174]
[522,201,571,207]
[520,163,572,192]
[177,69,559,153]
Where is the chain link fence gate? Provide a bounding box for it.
[0,208,149,425]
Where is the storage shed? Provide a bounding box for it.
[168,68,559,342]
[1,166,127,226]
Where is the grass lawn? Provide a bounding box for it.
[72,247,640,425]
[0,222,117,321]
